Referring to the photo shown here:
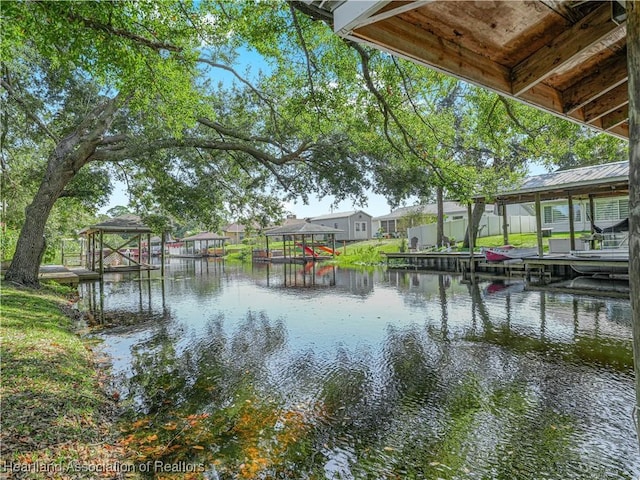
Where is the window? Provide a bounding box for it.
[362,222,366,232]
[334,223,338,229]
[543,204,582,224]
[595,199,628,221]
[355,223,361,232]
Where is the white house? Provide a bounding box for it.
[373,202,532,236]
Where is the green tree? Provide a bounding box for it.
[2,0,629,286]
[1,1,373,285]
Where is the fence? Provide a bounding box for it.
[407,215,537,249]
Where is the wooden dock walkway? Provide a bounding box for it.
[38,265,101,284]
[383,251,629,283]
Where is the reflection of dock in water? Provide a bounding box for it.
[253,263,375,296]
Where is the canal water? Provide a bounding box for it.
[78,259,638,479]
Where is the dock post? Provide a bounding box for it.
[161,231,165,277]
[502,202,509,246]
[99,231,104,276]
[467,203,475,276]
[626,0,640,448]
[568,194,576,251]
[534,193,544,258]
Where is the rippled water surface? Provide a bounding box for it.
[79,259,638,479]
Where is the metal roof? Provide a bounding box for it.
[480,161,629,204]
[181,232,229,242]
[264,222,343,236]
[80,215,153,234]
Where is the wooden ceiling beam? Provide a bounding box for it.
[354,17,512,93]
[511,3,623,96]
[609,122,629,138]
[354,18,602,135]
[601,105,629,130]
[583,82,629,122]
[562,51,628,113]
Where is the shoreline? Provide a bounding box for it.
[0,282,130,479]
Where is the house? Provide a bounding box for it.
[309,210,372,242]
[222,223,247,244]
[373,202,531,236]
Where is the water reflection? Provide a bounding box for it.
[79,262,637,479]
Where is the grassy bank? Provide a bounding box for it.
[1,283,125,477]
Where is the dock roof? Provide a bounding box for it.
[264,222,343,237]
[79,215,153,235]
[477,161,629,204]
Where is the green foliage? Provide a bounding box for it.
[1,226,19,261]
[2,0,628,280]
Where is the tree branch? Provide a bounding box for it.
[65,12,183,53]
[196,117,290,152]
[91,136,313,166]
[1,79,59,143]
[289,4,323,126]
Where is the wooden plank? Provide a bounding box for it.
[583,82,629,121]
[354,17,512,93]
[512,4,621,96]
[601,105,629,130]
[609,121,629,138]
[562,52,628,112]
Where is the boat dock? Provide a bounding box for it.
[384,251,629,283]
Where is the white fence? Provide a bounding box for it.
[407,215,537,249]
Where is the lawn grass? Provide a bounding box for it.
[1,282,127,477]
[474,231,590,250]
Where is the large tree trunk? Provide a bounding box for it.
[463,200,485,249]
[626,0,640,448]
[4,99,119,286]
[3,178,67,286]
[436,185,444,247]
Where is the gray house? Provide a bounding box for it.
[310,210,372,242]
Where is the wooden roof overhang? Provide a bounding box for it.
[309,0,630,139]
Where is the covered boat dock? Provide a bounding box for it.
[173,232,229,257]
[475,161,630,257]
[260,221,343,263]
[79,214,163,276]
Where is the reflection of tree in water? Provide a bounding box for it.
[118,306,621,479]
